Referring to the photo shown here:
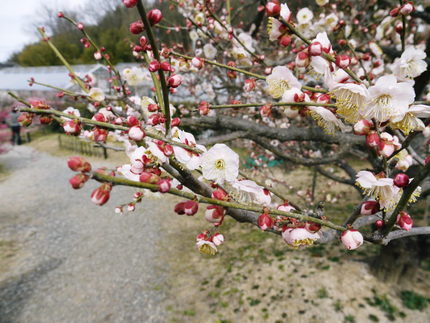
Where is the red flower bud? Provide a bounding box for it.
[167,74,183,88]
[91,183,111,206]
[212,188,228,200]
[148,60,160,72]
[257,213,274,230]
[63,120,81,135]
[157,178,171,193]
[265,1,281,16]
[129,21,144,34]
[360,200,380,215]
[171,117,181,127]
[160,61,172,72]
[139,171,160,184]
[309,42,323,56]
[366,131,380,148]
[127,115,140,127]
[69,173,89,189]
[278,35,292,47]
[183,200,199,216]
[336,55,351,68]
[396,211,413,231]
[393,173,409,188]
[147,9,163,25]
[67,156,92,172]
[354,119,374,135]
[123,0,138,8]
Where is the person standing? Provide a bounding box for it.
[6,108,22,145]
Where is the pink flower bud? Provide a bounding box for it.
[167,74,183,88]
[69,173,89,189]
[67,156,92,172]
[139,171,160,184]
[127,115,140,127]
[157,178,171,193]
[305,222,321,233]
[129,21,144,34]
[17,112,33,127]
[393,173,409,188]
[93,128,108,143]
[378,140,395,158]
[390,7,400,17]
[257,213,274,231]
[211,188,228,200]
[183,200,199,216]
[295,51,309,68]
[91,183,111,206]
[366,132,380,148]
[139,36,148,48]
[77,23,84,30]
[400,2,414,15]
[57,11,64,18]
[191,57,204,69]
[243,78,257,92]
[265,1,281,16]
[128,126,145,141]
[174,202,186,215]
[147,9,163,25]
[375,219,384,229]
[205,205,225,224]
[396,211,413,231]
[94,51,102,60]
[360,200,380,215]
[341,229,363,250]
[148,60,160,72]
[122,0,138,8]
[354,119,374,135]
[171,117,181,127]
[198,101,210,115]
[92,113,106,123]
[336,55,351,68]
[160,61,172,72]
[277,202,296,213]
[212,232,224,246]
[309,42,323,56]
[63,120,81,135]
[279,35,292,47]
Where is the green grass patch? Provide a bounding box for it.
[400,290,428,311]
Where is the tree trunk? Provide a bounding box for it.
[371,236,430,284]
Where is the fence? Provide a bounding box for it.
[58,135,108,159]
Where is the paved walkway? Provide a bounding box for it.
[0,146,173,323]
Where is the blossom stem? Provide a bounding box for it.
[169,51,326,93]
[92,171,347,232]
[207,102,336,109]
[136,0,171,135]
[8,93,203,154]
[280,19,361,83]
[37,28,88,92]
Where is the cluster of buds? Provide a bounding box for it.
[365,131,401,158]
[390,2,415,16]
[67,156,92,190]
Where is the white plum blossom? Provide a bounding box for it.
[282,228,320,248]
[172,128,206,170]
[203,43,217,59]
[390,104,430,135]
[296,8,314,25]
[393,150,414,171]
[88,87,105,102]
[308,106,350,134]
[61,107,81,121]
[266,66,302,99]
[332,83,369,123]
[356,171,400,210]
[231,179,271,206]
[392,46,427,80]
[201,144,239,184]
[361,75,415,123]
[280,3,291,21]
[122,67,146,86]
[267,18,283,41]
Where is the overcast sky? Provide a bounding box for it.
[0,0,90,62]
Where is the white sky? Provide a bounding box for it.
[0,0,90,62]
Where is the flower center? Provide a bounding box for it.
[215,159,225,170]
[375,94,392,107]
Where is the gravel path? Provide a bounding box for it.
[0,146,175,323]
